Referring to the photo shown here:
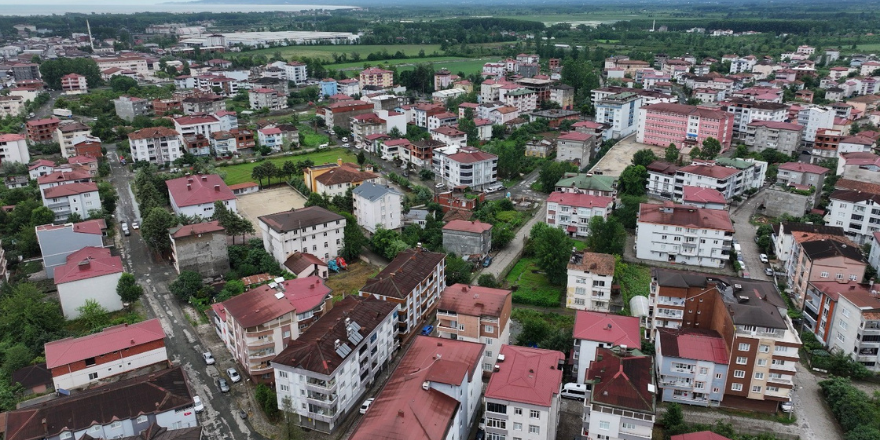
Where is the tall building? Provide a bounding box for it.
[127,127,182,166]
[436,284,513,372]
[566,251,615,312]
[0,133,30,164]
[583,347,656,440]
[636,103,734,151]
[827,178,880,244]
[595,92,644,139]
[636,202,734,268]
[258,207,346,265]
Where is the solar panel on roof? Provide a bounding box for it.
[274,277,285,283]
[336,343,352,358]
[349,331,364,345]
[349,321,361,331]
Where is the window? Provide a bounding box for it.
[713,387,720,393]
[731,383,743,391]
[485,325,494,333]
[820,272,829,278]
[111,422,122,429]
[486,351,492,358]
[738,343,751,351]
[280,384,289,391]
[487,402,507,414]
[757,359,768,367]
[136,416,148,424]
[529,425,540,434]
[715,373,723,379]
[734,370,746,378]
[530,409,540,419]
[759,344,770,353]
[513,422,522,431]
[85,357,96,366]
[486,418,506,429]
[599,421,610,430]
[487,433,506,440]
[699,367,708,375]
[754,372,765,380]
[89,372,98,380]
[736,356,747,365]
[484,363,493,371]
[91,425,102,432]
[622,422,636,430]
[514,407,523,416]
[484,338,493,345]
[60,433,73,440]
[752,385,762,393]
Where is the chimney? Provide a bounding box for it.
[130,339,135,345]
[187,184,191,190]
[201,175,207,181]
[214,184,220,191]
[78,259,90,270]
[337,157,343,167]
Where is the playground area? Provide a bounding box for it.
[236,186,306,237]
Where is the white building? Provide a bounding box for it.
[166,174,237,218]
[636,202,734,268]
[53,246,124,320]
[127,127,182,166]
[173,114,221,138]
[284,61,308,84]
[272,296,397,433]
[352,182,403,234]
[249,87,287,110]
[566,252,615,312]
[259,206,346,265]
[556,131,596,165]
[652,158,767,202]
[431,126,468,147]
[723,100,787,141]
[483,345,564,440]
[546,191,613,238]
[828,283,880,372]
[432,145,498,189]
[571,311,642,384]
[55,121,92,158]
[595,92,644,139]
[826,179,880,245]
[583,347,656,440]
[0,133,30,164]
[797,106,835,144]
[42,181,101,221]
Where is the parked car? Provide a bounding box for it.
[217,378,230,393]
[227,367,241,383]
[781,400,793,413]
[765,267,774,276]
[202,352,215,365]
[342,137,349,142]
[193,395,204,413]
[131,221,139,230]
[760,254,769,264]
[435,182,445,188]
[483,256,493,268]
[121,222,130,236]
[421,325,434,335]
[360,397,375,414]
[239,408,248,419]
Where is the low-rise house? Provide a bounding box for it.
[348,336,484,440]
[525,139,555,158]
[436,284,512,371]
[352,182,403,234]
[313,163,379,198]
[483,345,565,440]
[566,252,616,312]
[636,202,734,268]
[358,248,446,338]
[776,162,828,208]
[681,186,727,210]
[259,207,346,265]
[583,347,656,440]
[283,252,329,279]
[442,220,492,257]
[71,135,103,158]
[42,181,101,221]
[556,131,596,166]
[272,296,397,433]
[44,319,167,390]
[431,125,468,147]
[210,276,332,383]
[54,246,124,319]
[655,328,729,407]
[572,311,641,383]
[11,363,52,396]
[3,366,197,440]
[166,174,236,217]
[169,220,229,277]
[37,166,93,200]
[36,220,106,278]
[554,173,618,197]
[28,159,56,179]
[546,192,613,237]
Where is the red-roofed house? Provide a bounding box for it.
[44,319,167,390]
[349,336,484,440]
[169,220,229,277]
[27,159,56,179]
[431,125,468,147]
[546,191,613,237]
[26,117,60,143]
[583,348,656,440]
[42,181,101,221]
[681,186,727,210]
[437,284,513,372]
[484,345,565,440]
[556,131,597,165]
[166,174,236,217]
[54,247,124,320]
[359,67,394,88]
[442,220,492,257]
[0,133,30,165]
[283,251,328,279]
[572,311,642,383]
[60,73,88,95]
[636,202,734,268]
[655,328,729,407]
[433,146,499,189]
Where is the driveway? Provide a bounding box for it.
[480,201,546,280]
[729,189,774,281]
[792,364,845,440]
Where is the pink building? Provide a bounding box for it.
[637,103,734,150]
[60,73,87,94]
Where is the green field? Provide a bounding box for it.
[222,148,358,186]
[392,57,492,75]
[249,44,445,62]
[505,257,563,308]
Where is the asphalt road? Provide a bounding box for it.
[729,188,775,281]
[106,144,265,440]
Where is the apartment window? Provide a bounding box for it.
[759,344,770,353]
[715,373,723,379]
[514,407,523,416]
[738,343,751,351]
[136,416,148,424]
[486,418,506,429]
[90,426,102,432]
[530,409,540,419]
[757,359,768,367]
[278,371,288,378]
[89,372,98,380]
[574,298,585,306]
[529,425,540,434]
[60,433,73,440]
[487,434,505,440]
[622,422,636,430]
[837,332,845,342]
[839,321,848,330]
[599,421,610,430]
[734,370,745,378]
[754,372,765,380]
[280,384,289,391]
[485,325,494,333]
[820,272,829,278]
[485,338,493,345]
[699,367,708,375]
[713,387,720,393]
[731,383,743,391]
[487,351,493,358]
[513,422,522,431]
[752,386,763,393]
[487,402,507,414]
[736,357,747,365]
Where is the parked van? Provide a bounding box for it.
[561,382,589,401]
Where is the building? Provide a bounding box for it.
[36,220,106,278]
[0,95,25,118]
[797,106,835,145]
[113,96,151,121]
[556,131,596,166]
[350,113,387,147]
[655,328,729,407]
[10,62,40,81]
[283,252,329,279]
[776,162,828,207]
[3,367,198,440]
[42,181,101,221]
[210,276,332,383]
[127,127,182,166]
[550,83,575,109]
[44,319,167,390]
[483,345,565,440]
[54,121,91,158]
[322,101,378,131]
[744,121,804,155]
[352,182,403,234]
[166,174,236,217]
[566,252,615,312]
[312,162,379,198]
[431,126,468,147]
[825,283,880,371]
[272,296,397,433]
[37,166,94,200]
[181,94,226,114]
[71,135,102,159]
[60,73,88,94]
[358,248,446,338]
[785,236,866,309]
[525,139,555,158]
[259,207,346,265]
[11,363,52,396]
[636,202,734,268]
[636,103,734,150]
[359,67,394,88]
[249,87,287,110]
[652,159,767,202]
[348,336,484,440]
[0,133,30,164]
[436,284,512,371]
[257,125,298,152]
[54,247,124,319]
[26,117,60,143]
[772,222,846,264]
[681,186,727,210]
[595,92,644,139]
[827,179,880,244]
[722,100,787,141]
[442,220,492,257]
[284,61,308,84]
[572,312,641,383]
[583,347,656,440]
[555,173,618,197]
[546,192,613,238]
[173,114,221,138]
[432,146,498,189]
[169,220,229,277]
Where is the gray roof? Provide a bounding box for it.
[352,181,402,202]
[404,209,430,221]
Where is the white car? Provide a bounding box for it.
[342,137,349,142]
[435,182,445,188]
[227,367,241,383]
[202,352,215,365]
[193,395,204,413]
[781,400,793,413]
[759,253,769,264]
[360,397,375,414]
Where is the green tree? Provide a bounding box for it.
[664,143,679,162]
[733,144,749,158]
[141,207,175,252]
[700,137,722,160]
[585,216,626,255]
[618,165,648,196]
[661,403,687,434]
[370,227,409,260]
[537,161,575,193]
[30,206,55,226]
[445,255,474,285]
[216,279,246,302]
[528,223,572,285]
[0,283,64,351]
[357,151,366,165]
[478,274,499,288]
[116,272,144,305]
[689,146,701,161]
[631,149,657,167]
[340,212,368,260]
[1,344,34,379]
[492,224,515,250]
[169,271,204,302]
[77,299,110,332]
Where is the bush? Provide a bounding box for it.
[478,274,499,288]
[255,383,281,421]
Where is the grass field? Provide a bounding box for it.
[325,261,380,299]
[221,148,358,186]
[392,58,492,75]
[505,257,563,308]
[249,44,445,62]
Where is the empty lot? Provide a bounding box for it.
[236,186,306,237]
[589,135,667,177]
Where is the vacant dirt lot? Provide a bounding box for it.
[236,186,306,237]
[325,261,381,298]
[589,134,667,177]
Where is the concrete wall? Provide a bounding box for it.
[172,232,229,277]
[761,189,811,218]
[58,272,124,319]
[443,229,491,257]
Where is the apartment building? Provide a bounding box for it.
[54,121,91,158]
[37,167,94,201]
[359,248,446,338]
[722,99,787,141]
[359,67,393,88]
[322,101,375,131]
[744,121,804,155]
[797,106,835,146]
[595,92,644,139]
[555,173,618,197]
[583,347,656,440]
[127,127,182,166]
[42,181,100,221]
[173,114,221,138]
[113,96,150,121]
[26,117,60,143]
[0,95,25,118]
[351,113,386,147]
[284,61,308,84]
[210,276,332,383]
[546,192,614,238]
[825,283,880,371]
[249,87,287,110]
[431,126,468,147]
[432,146,498,189]
[182,94,226,114]
[827,179,880,244]
[571,311,641,384]
[566,252,615,312]
[60,73,88,94]
[484,345,565,440]
[776,162,828,207]
[681,186,727,210]
[259,207,346,265]
[166,174,236,217]
[272,296,397,433]
[785,236,866,309]
[636,103,734,150]
[772,222,847,264]
[349,336,484,440]
[648,158,766,202]
[636,202,734,268]
[654,328,729,407]
[556,131,597,165]
[352,182,403,234]
[437,284,513,372]
[442,220,493,257]
[0,133,30,164]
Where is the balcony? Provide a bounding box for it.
[768,375,793,386]
[305,378,337,393]
[306,392,338,407]
[660,379,693,389]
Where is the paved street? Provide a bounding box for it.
[729,189,775,281]
[106,145,266,440]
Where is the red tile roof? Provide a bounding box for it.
[27,159,56,170]
[682,186,727,205]
[442,219,492,234]
[644,103,727,120]
[283,252,327,275]
[173,115,219,126]
[748,120,803,131]
[42,181,98,198]
[45,319,165,369]
[778,162,829,174]
[638,202,734,231]
[314,164,378,186]
[36,168,92,185]
[72,218,107,235]
[573,311,642,348]
[169,220,225,239]
[128,126,179,141]
[54,247,123,284]
[431,126,466,137]
[446,149,498,164]
[166,174,235,207]
[678,163,739,179]
[547,191,613,209]
[228,182,259,190]
[485,345,564,407]
[438,284,511,317]
[68,155,98,165]
[26,117,60,127]
[558,131,593,142]
[259,127,282,135]
[587,348,654,413]
[219,276,330,328]
[657,328,729,364]
[350,336,483,440]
